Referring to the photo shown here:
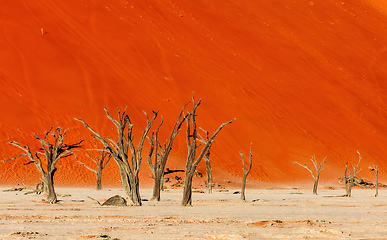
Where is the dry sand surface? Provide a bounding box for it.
[0,187,386,240]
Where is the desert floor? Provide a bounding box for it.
[0,186,386,240]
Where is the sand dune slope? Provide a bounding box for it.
[0,0,386,187]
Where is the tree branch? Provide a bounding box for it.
[135,110,158,175]
[192,118,236,169]
[2,153,28,163]
[74,154,97,173]
[294,161,316,179]
[246,143,253,175]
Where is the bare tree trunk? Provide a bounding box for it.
[96,167,102,190]
[241,175,247,201]
[129,174,141,205]
[344,152,362,197]
[160,172,164,191]
[182,93,235,206]
[43,173,57,204]
[344,162,350,196]
[312,173,319,195]
[182,171,193,206]
[4,127,81,204]
[346,181,354,197]
[200,129,213,194]
[181,148,196,206]
[116,164,141,206]
[205,156,213,193]
[294,155,327,195]
[118,165,132,203]
[76,107,157,206]
[344,162,354,197]
[375,167,379,197]
[240,143,253,201]
[75,143,111,191]
[151,160,165,201]
[148,134,160,201]
[151,168,162,201]
[42,180,49,195]
[148,105,188,201]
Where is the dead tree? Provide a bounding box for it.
[75,107,157,206]
[344,151,362,197]
[181,93,235,206]
[370,166,379,197]
[3,127,81,203]
[147,105,188,201]
[375,166,379,197]
[240,143,253,201]
[147,131,157,182]
[198,128,214,193]
[75,141,111,190]
[294,155,327,195]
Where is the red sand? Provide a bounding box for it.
[0,0,386,188]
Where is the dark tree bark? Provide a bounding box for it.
[182,172,194,206]
[147,105,188,201]
[147,126,164,201]
[199,128,213,193]
[240,143,253,201]
[370,165,379,197]
[294,155,327,195]
[43,172,56,203]
[96,167,103,190]
[4,127,81,204]
[181,93,235,206]
[204,150,213,194]
[75,141,111,190]
[75,107,157,206]
[375,166,379,197]
[344,151,362,197]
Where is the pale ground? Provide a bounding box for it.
[0,186,386,240]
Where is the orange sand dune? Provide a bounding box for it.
[364,0,387,14]
[0,0,386,188]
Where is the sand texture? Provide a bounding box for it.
[0,187,386,239]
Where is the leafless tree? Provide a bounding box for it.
[3,127,81,203]
[147,105,188,201]
[369,165,379,197]
[240,143,253,201]
[294,155,327,195]
[181,93,235,206]
[147,131,157,183]
[199,128,214,193]
[75,107,157,206]
[344,151,362,197]
[75,140,112,190]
